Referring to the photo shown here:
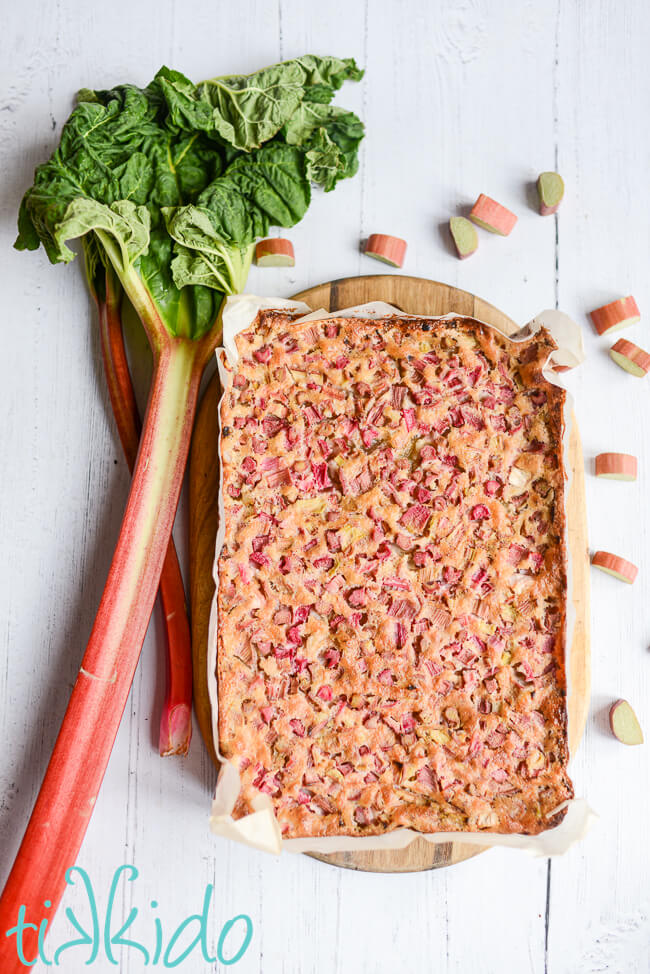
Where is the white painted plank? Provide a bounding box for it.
[548,2,650,971]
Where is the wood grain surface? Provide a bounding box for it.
[188,274,590,873]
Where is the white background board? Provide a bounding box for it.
[0,1,648,971]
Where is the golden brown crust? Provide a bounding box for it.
[216,313,573,838]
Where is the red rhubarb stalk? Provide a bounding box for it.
[97,267,192,756]
[8,56,365,965]
[0,302,211,970]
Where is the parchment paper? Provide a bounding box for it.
[208,295,595,857]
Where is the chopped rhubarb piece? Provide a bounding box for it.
[591,550,638,584]
[484,479,501,497]
[290,719,306,737]
[250,552,270,567]
[354,807,370,826]
[383,576,410,590]
[394,622,408,648]
[609,338,650,377]
[537,172,565,215]
[293,605,311,625]
[402,407,416,431]
[366,401,385,425]
[263,415,285,436]
[508,544,527,565]
[316,685,333,702]
[430,607,451,629]
[395,533,415,551]
[361,428,378,448]
[400,503,431,533]
[364,233,407,268]
[470,504,490,521]
[443,566,462,585]
[267,468,292,488]
[401,714,417,733]
[469,194,517,236]
[325,530,341,552]
[279,554,299,574]
[348,588,367,607]
[609,699,644,745]
[590,296,640,336]
[416,766,436,789]
[311,461,332,489]
[255,237,295,267]
[595,452,637,481]
[253,345,273,364]
[389,599,417,620]
[449,216,478,259]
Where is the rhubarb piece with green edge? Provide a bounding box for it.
[609,338,650,376]
[86,250,193,757]
[591,550,638,584]
[590,296,640,336]
[1,55,364,969]
[364,233,407,267]
[537,171,565,215]
[469,194,517,235]
[449,216,478,259]
[255,237,295,266]
[609,700,644,745]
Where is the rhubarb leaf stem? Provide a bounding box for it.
[98,267,193,757]
[0,337,202,969]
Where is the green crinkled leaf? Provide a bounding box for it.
[153,66,215,134]
[16,57,364,340]
[164,143,310,292]
[19,192,150,268]
[284,102,364,190]
[305,130,344,192]
[170,242,254,296]
[199,55,363,150]
[222,143,310,227]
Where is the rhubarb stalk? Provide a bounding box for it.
[0,322,209,969]
[96,265,192,756]
[7,57,364,961]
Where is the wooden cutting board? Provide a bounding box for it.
[189,274,590,873]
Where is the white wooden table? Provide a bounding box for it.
[1,1,648,971]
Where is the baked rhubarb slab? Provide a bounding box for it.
[216,311,573,838]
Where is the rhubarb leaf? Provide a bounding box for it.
[284,102,364,189]
[198,55,363,150]
[165,143,310,292]
[16,57,364,341]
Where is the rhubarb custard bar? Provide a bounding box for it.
[215,311,573,839]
